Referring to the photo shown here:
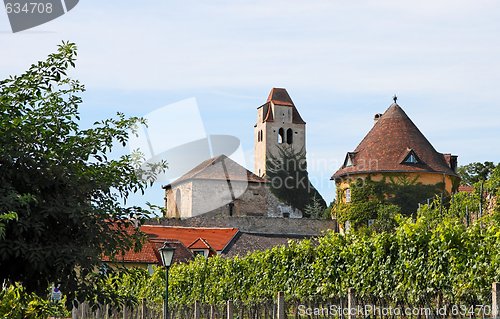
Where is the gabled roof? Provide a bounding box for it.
[188,237,212,250]
[332,103,459,179]
[259,88,306,125]
[163,155,266,188]
[103,238,194,265]
[159,239,196,263]
[141,225,239,252]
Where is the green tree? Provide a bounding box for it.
[266,145,326,215]
[0,42,164,296]
[458,161,498,186]
[304,194,326,219]
[333,176,443,230]
[0,212,17,239]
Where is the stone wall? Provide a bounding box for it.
[165,179,302,219]
[151,213,337,236]
[254,102,306,178]
[165,181,193,218]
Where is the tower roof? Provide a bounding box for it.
[332,103,459,179]
[267,88,295,106]
[259,88,305,124]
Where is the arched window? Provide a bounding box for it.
[175,189,182,218]
[286,128,293,144]
[259,130,263,142]
[257,130,260,142]
[278,128,284,144]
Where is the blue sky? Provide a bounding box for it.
[1,0,499,207]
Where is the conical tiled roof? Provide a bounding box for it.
[259,88,306,124]
[332,103,458,179]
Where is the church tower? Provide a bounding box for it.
[254,88,306,177]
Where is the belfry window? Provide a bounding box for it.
[286,128,293,144]
[278,128,284,144]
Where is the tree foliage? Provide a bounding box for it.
[0,42,164,297]
[458,161,498,186]
[266,145,326,216]
[0,282,69,319]
[333,175,446,229]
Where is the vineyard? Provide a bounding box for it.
[2,166,499,318]
[62,199,500,318]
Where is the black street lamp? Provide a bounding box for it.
[159,242,176,319]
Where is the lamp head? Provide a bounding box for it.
[159,242,176,267]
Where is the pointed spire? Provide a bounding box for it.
[267,88,294,106]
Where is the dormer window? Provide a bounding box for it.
[344,152,356,167]
[402,149,421,165]
[346,157,353,167]
[405,154,418,164]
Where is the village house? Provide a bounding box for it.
[103,226,240,269]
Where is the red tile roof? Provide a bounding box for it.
[260,88,306,125]
[164,155,266,188]
[141,225,239,252]
[458,185,475,193]
[188,237,212,249]
[267,88,295,106]
[103,238,194,264]
[332,103,459,179]
[188,238,217,257]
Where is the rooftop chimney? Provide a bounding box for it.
[374,113,382,124]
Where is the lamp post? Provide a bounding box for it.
[159,242,176,319]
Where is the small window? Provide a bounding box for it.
[346,157,353,167]
[147,264,154,275]
[404,153,418,164]
[283,212,290,218]
[193,250,205,257]
[345,189,351,203]
[344,153,356,167]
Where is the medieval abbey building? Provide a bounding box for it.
[143,89,459,258]
[163,89,460,221]
[163,88,309,220]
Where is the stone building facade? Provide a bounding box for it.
[163,155,302,219]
